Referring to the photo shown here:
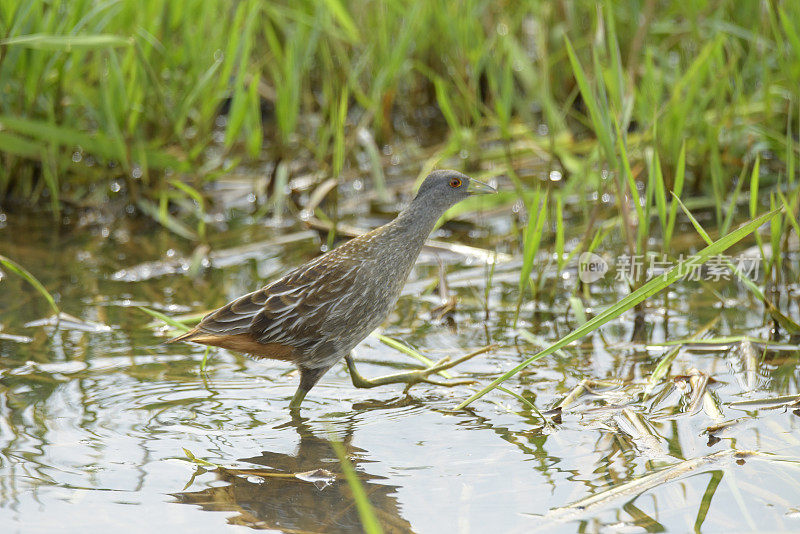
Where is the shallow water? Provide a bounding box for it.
[1,186,800,533]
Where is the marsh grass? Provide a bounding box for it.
[515,188,547,324]
[458,206,782,409]
[2,7,800,531]
[1,1,798,224]
[4,0,799,426]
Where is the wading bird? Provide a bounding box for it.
[169,170,495,409]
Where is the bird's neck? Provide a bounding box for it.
[390,199,445,247]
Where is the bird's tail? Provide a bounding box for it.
[164,327,200,344]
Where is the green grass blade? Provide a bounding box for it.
[652,149,667,244]
[777,190,800,238]
[515,190,548,324]
[749,155,760,218]
[169,180,207,241]
[332,88,348,177]
[1,33,131,49]
[670,193,712,243]
[137,306,192,332]
[136,198,198,241]
[769,193,782,277]
[665,141,686,248]
[496,386,546,422]
[644,317,719,396]
[778,7,800,63]
[433,76,461,134]
[376,334,452,378]
[555,193,565,270]
[328,438,383,534]
[615,120,644,227]
[787,102,796,187]
[720,163,749,236]
[0,131,44,158]
[0,254,60,314]
[520,191,547,291]
[748,156,767,273]
[568,296,587,326]
[564,36,614,163]
[321,0,361,43]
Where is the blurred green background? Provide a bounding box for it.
[1,0,798,219]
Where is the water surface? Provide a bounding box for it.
[1,183,799,532]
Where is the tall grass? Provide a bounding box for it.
[1,1,798,226]
[0,0,260,213]
[457,206,783,409]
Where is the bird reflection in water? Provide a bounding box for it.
[171,415,413,532]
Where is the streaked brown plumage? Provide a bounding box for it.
[169,169,495,408]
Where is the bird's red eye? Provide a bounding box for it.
[449,178,462,188]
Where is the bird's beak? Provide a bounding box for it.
[467,178,497,195]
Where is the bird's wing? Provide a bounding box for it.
[193,254,361,348]
[250,256,362,347]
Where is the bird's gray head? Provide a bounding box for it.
[411,169,496,213]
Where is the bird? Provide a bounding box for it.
[168,169,496,408]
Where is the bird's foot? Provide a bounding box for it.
[344,345,495,393]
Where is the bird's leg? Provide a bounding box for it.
[344,345,495,392]
[289,388,307,410]
[289,365,330,410]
